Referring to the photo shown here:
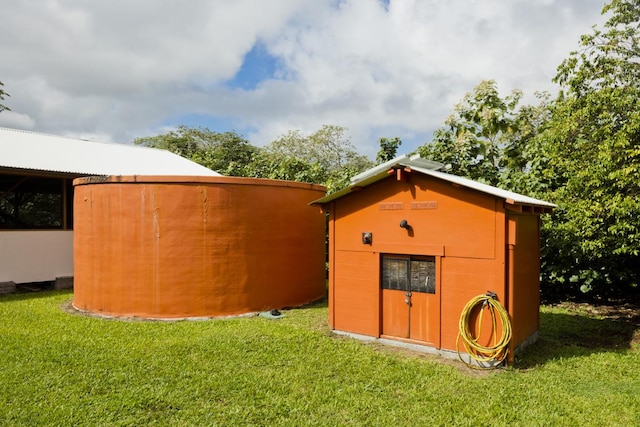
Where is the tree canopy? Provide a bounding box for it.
[534,0,640,297]
[416,80,524,186]
[416,0,640,299]
[132,124,372,193]
[254,125,372,192]
[376,137,402,164]
[133,126,257,176]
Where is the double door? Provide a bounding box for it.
[380,255,439,345]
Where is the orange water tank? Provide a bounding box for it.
[72,175,327,319]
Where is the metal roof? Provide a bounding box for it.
[0,127,220,177]
[311,154,556,211]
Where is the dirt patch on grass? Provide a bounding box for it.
[550,300,640,347]
[554,301,640,323]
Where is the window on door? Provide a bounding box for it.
[381,255,436,294]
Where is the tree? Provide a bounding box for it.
[555,0,640,95]
[264,125,372,192]
[133,126,257,176]
[0,81,10,113]
[416,80,526,186]
[536,0,640,298]
[133,124,373,192]
[243,151,327,184]
[498,91,554,195]
[376,137,402,164]
[267,125,371,172]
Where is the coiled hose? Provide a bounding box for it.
[456,292,512,369]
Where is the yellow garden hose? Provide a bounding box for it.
[456,292,512,369]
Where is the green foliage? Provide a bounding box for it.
[133,125,257,176]
[267,125,372,174]
[498,92,554,195]
[536,0,640,297]
[417,80,525,186]
[0,176,68,229]
[0,193,62,228]
[376,137,402,164]
[556,0,640,95]
[264,125,372,191]
[243,151,327,184]
[0,80,10,113]
[1,291,639,426]
[324,161,372,194]
[133,124,371,193]
[415,1,640,299]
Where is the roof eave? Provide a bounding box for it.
[505,200,555,214]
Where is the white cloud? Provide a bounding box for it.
[242,0,607,155]
[0,0,607,157]
[0,110,36,130]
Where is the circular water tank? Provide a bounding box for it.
[72,175,327,319]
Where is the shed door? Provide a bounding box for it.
[381,255,439,345]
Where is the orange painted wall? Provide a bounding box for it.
[327,171,542,354]
[73,175,327,319]
[507,213,542,351]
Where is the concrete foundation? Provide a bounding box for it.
[0,281,16,295]
[55,276,74,290]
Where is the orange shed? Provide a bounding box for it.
[73,175,326,319]
[312,155,555,365]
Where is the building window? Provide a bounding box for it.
[0,174,72,230]
[382,255,436,294]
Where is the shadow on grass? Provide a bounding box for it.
[293,295,328,309]
[0,288,73,302]
[515,309,639,369]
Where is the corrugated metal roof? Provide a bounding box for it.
[311,154,556,210]
[0,127,220,176]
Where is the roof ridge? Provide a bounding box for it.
[311,153,555,209]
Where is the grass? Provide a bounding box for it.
[1,290,639,426]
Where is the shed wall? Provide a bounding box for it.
[329,172,513,352]
[507,213,542,350]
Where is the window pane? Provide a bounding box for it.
[410,257,436,294]
[0,175,64,229]
[382,257,408,291]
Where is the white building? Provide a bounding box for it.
[0,127,219,288]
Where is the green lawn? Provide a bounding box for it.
[1,290,639,426]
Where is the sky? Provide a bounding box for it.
[0,0,609,159]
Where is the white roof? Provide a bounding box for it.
[0,127,220,176]
[312,154,556,210]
